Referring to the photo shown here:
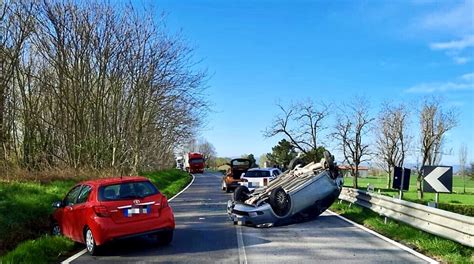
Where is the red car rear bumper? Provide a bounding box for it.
[89,206,175,245]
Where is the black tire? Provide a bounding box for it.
[234,186,250,202]
[323,150,334,169]
[84,227,99,256]
[157,230,173,246]
[288,157,304,170]
[269,187,291,217]
[51,222,61,236]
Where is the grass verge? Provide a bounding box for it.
[0,169,191,263]
[0,236,75,264]
[330,200,474,264]
[140,169,192,199]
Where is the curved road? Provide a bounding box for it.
[72,172,430,263]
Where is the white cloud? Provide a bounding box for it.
[430,35,474,51]
[453,56,471,65]
[418,1,474,64]
[420,0,474,35]
[429,35,474,64]
[461,72,474,81]
[405,73,474,93]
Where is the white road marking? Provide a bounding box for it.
[62,173,196,264]
[235,225,248,264]
[169,173,196,202]
[326,210,439,264]
[424,167,450,192]
[61,249,87,264]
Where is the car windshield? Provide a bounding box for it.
[190,158,204,164]
[99,181,159,201]
[244,170,271,178]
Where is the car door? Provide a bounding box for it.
[61,185,83,239]
[70,185,92,241]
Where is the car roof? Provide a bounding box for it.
[247,168,279,172]
[80,176,150,186]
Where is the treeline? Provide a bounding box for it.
[0,1,207,174]
[264,97,458,198]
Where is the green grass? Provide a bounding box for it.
[0,169,191,262]
[0,236,75,264]
[343,175,474,215]
[0,180,76,255]
[330,201,474,264]
[141,169,192,199]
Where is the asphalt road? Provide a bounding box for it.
[72,171,430,263]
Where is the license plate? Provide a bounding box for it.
[123,206,150,217]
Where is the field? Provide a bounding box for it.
[343,175,474,212]
[0,169,191,264]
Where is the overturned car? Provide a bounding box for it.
[227,151,343,227]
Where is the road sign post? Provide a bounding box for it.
[399,169,404,200]
[392,166,410,199]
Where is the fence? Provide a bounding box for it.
[338,188,474,247]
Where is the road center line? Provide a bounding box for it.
[235,225,248,264]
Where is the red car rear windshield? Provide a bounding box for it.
[98,181,159,201]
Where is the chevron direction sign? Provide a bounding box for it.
[422,166,452,193]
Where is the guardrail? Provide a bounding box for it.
[338,188,474,248]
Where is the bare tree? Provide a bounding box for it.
[0,1,208,175]
[197,139,216,166]
[333,98,374,188]
[459,144,468,193]
[264,99,329,162]
[417,98,457,199]
[0,0,35,162]
[375,103,411,188]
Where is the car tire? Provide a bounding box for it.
[85,227,99,256]
[269,187,291,217]
[323,150,334,168]
[51,222,61,236]
[234,186,250,202]
[157,230,173,246]
[288,157,304,170]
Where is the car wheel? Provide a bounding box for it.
[288,157,304,170]
[85,227,98,256]
[234,186,250,202]
[323,150,334,169]
[51,222,61,236]
[269,187,291,217]
[157,230,173,246]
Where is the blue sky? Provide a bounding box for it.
[147,0,474,165]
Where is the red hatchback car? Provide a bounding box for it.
[51,176,175,255]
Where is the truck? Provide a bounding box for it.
[176,156,184,170]
[184,152,205,173]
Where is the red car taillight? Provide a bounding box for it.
[93,206,110,217]
[263,178,268,186]
[161,196,169,209]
